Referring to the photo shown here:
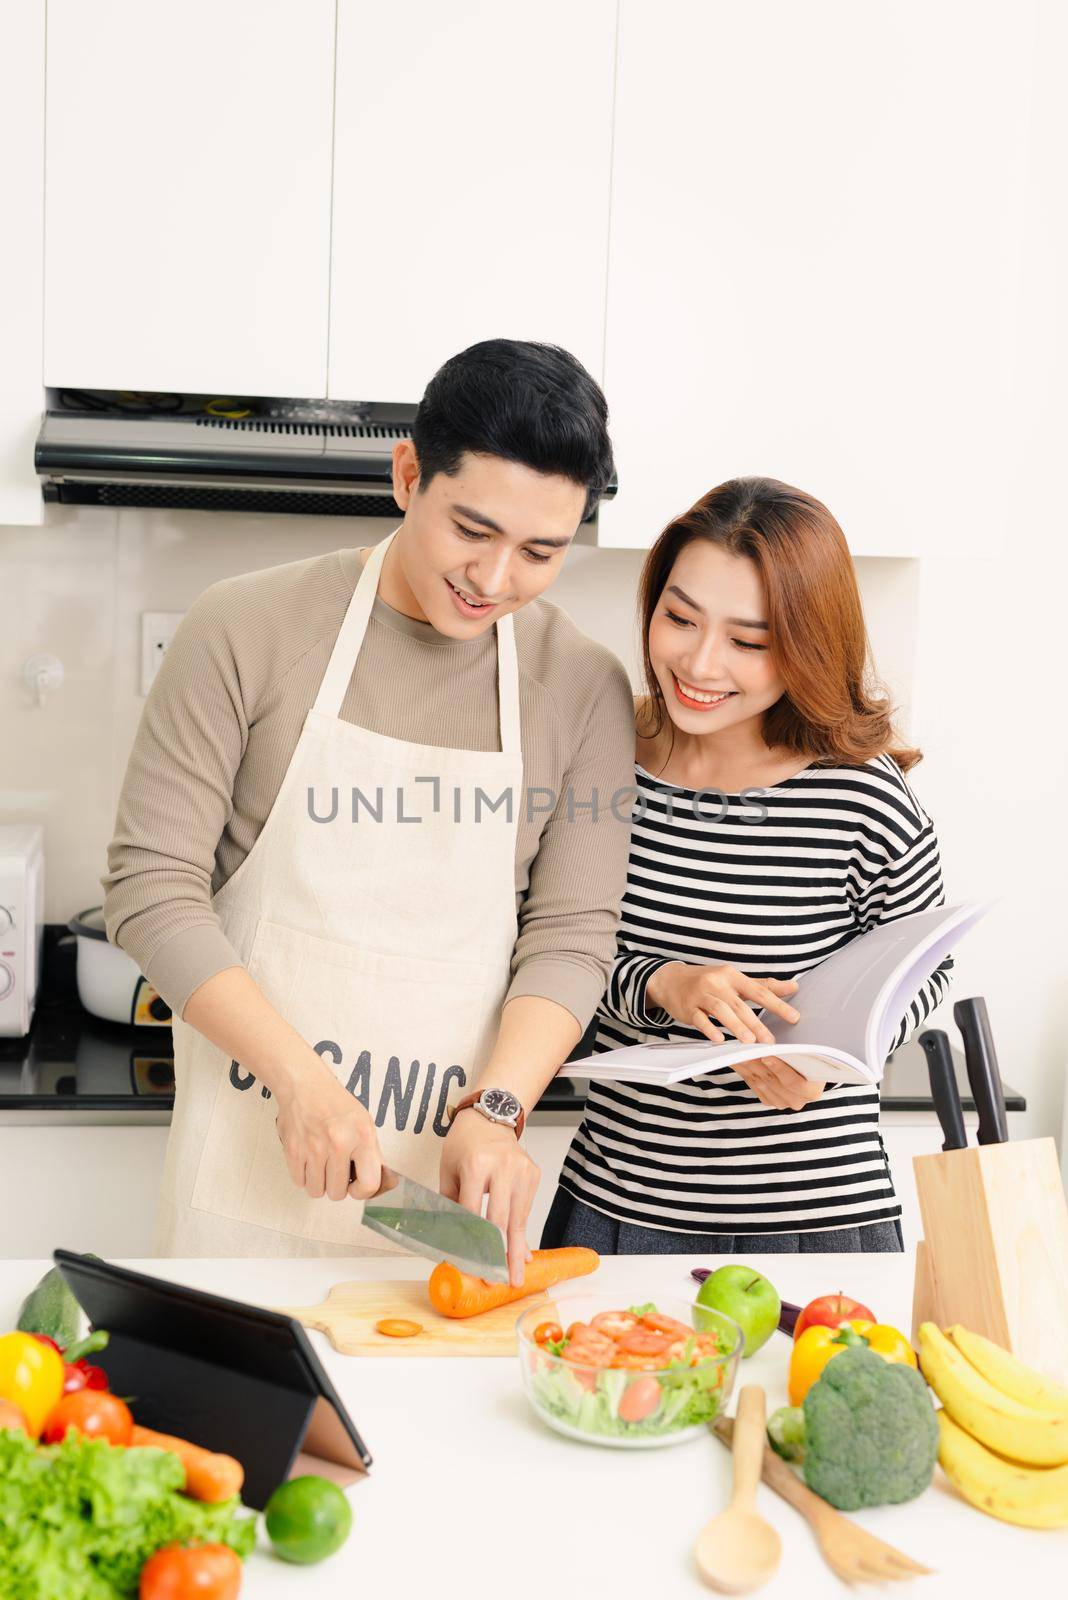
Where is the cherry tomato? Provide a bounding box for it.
[139,1542,242,1600]
[533,1321,564,1348]
[0,1400,30,1435]
[640,1312,693,1340]
[616,1328,673,1359]
[42,1389,133,1446]
[29,1334,64,1355]
[590,1311,639,1339]
[618,1376,663,1423]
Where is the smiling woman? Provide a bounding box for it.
[543,477,953,1255]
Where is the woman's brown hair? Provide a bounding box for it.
[637,477,921,773]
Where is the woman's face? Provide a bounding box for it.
[648,540,786,735]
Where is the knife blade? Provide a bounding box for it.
[918,1029,968,1151]
[359,1169,510,1282]
[953,996,1009,1145]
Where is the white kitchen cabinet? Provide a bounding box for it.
[327,0,618,403]
[43,0,335,398]
[599,1,1028,556]
[0,0,45,526]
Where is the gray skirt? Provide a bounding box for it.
[540,1186,904,1254]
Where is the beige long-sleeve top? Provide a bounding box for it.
[102,545,635,1028]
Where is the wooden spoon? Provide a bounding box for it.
[695,1385,783,1594]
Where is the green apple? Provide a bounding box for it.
[696,1265,781,1358]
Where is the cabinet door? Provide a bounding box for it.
[44,0,335,397]
[0,0,45,525]
[599,1,1027,554]
[328,0,617,403]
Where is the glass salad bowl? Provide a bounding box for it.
[516,1293,742,1449]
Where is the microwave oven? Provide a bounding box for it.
[0,823,45,1037]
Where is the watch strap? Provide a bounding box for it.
[450,1090,525,1139]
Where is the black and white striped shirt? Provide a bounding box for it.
[561,755,952,1235]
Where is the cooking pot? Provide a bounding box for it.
[67,907,172,1027]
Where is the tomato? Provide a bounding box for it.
[618,1376,663,1423]
[616,1328,672,1359]
[264,1477,353,1566]
[590,1311,639,1339]
[640,1312,692,1339]
[139,1542,242,1600]
[0,1400,30,1435]
[793,1292,876,1343]
[533,1321,564,1347]
[609,1351,663,1371]
[42,1389,133,1446]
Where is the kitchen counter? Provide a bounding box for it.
[0,928,1027,1116]
[0,1252,1061,1598]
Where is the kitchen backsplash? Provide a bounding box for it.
[2,504,919,930]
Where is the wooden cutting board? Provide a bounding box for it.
[277,1280,553,1357]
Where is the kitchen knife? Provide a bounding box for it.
[359,1169,510,1283]
[918,1029,968,1151]
[953,996,1009,1145]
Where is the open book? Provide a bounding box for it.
[565,902,988,1088]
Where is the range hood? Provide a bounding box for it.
[34,391,616,520]
[35,394,418,518]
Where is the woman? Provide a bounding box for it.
[543,477,951,1254]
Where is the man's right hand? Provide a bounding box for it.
[273,1053,385,1201]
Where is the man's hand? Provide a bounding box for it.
[274,1054,385,1201]
[440,1108,540,1287]
[733,1056,825,1111]
[646,961,800,1045]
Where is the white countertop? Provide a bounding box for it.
[1,1253,1062,1599]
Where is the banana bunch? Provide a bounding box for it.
[918,1322,1068,1528]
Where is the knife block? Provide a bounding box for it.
[911,1136,1068,1385]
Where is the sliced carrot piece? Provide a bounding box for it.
[375,1318,423,1338]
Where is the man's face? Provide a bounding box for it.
[389,442,587,636]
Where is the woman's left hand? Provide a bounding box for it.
[734,1056,825,1111]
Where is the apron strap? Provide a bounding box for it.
[495,612,521,756]
[315,528,523,757]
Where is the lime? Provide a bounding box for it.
[264,1475,353,1564]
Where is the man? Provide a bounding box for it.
[103,339,634,1280]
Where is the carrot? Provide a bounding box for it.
[428,1247,599,1319]
[130,1423,244,1502]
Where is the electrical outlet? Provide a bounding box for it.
[140,612,185,697]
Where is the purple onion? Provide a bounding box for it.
[690,1267,801,1337]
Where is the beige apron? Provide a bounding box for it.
[155,530,523,1256]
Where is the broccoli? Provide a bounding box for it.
[767,1347,938,1510]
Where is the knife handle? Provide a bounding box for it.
[953,997,1009,1145]
[918,1029,967,1151]
[348,1161,399,1196]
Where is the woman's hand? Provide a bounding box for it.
[440,1109,540,1287]
[733,1056,825,1111]
[273,1053,385,1201]
[646,961,800,1045]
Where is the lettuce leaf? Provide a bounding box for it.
[0,1429,255,1599]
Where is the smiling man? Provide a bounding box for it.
[102,340,634,1276]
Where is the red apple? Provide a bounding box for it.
[793,1292,876,1342]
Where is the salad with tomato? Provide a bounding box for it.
[517,1296,742,1447]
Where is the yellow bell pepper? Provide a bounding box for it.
[788,1318,917,1407]
[0,1331,64,1436]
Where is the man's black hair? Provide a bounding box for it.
[412,338,614,523]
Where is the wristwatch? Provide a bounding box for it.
[449,1088,526,1139]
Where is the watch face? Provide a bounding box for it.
[479,1088,521,1123]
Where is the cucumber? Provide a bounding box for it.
[16,1265,83,1349]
